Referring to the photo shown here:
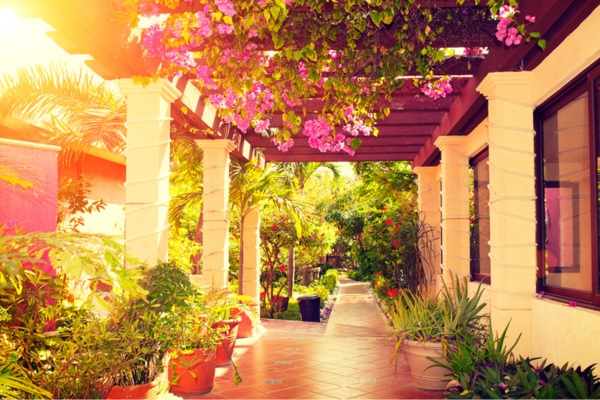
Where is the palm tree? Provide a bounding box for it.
[0,63,127,165]
[274,162,341,295]
[230,158,305,296]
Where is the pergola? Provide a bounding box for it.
[2,0,598,351]
[3,0,592,165]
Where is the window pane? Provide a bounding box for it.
[470,156,490,279]
[543,92,592,292]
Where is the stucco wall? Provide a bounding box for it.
[0,139,60,233]
[59,153,125,235]
[532,299,600,367]
[528,4,600,365]
[458,5,600,364]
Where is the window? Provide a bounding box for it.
[536,63,600,306]
[470,150,490,284]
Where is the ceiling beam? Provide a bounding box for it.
[265,152,418,162]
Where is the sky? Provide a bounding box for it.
[0,8,99,80]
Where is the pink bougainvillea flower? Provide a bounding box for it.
[525,15,536,23]
[254,118,270,133]
[248,29,258,38]
[214,0,236,17]
[217,23,234,35]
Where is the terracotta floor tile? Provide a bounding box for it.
[294,380,342,393]
[167,279,442,400]
[321,386,370,399]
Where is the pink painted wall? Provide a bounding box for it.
[0,140,59,233]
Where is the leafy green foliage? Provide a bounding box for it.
[438,323,600,399]
[388,274,488,368]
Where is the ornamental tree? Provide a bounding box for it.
[119,0,541,155]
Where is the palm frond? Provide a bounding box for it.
[169,188,203,230]
[0,63,126,163]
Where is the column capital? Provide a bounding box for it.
[477,72,534,104]
[195,139,237,153]
[413,165,438,177]
[434,136,468,153]
[116,78,181,104]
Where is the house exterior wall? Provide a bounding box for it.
[60,154,126,236]
[0,138,60,233]
[430,5,600,366]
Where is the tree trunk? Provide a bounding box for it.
[238,214,245,295]
[287,247,295,297]
[191,208,203,274]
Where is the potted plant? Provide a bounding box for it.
[105,262,201,398]
[203,288,255,366]
[388,274,488,391]
[165,294,221,396]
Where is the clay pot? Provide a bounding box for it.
[168,348,216,395]
[105,380,160,399]
[231,307,257,338]
[212,317,241,366]
[403,340,451,391]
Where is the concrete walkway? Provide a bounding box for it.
[177,278,443,399]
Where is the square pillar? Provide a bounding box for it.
[413,166,442,291]
[477,72,536,356]
[435,137,471,283]
[242,206,261,318]
[195,140,236,289]
[117,79,180,265]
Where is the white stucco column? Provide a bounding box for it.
[413,166,442,291]
[477,72,536,356]
[118,79,180,265]
[195,140,236,289]
[242,206,261,317]
[435,137,470,282]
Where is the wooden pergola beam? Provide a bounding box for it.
[412,0,578,167]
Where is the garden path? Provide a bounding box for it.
[173,278,443,399]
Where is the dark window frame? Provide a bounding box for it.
[470,148,491,284]
[535,61,600,308]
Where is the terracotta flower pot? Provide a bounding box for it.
[105,380,160,399]
[212,317,241,366]
[402,339,451,391]
[168,348,217,395]
[231,307,257,338]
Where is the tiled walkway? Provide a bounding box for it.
[179,278,444,399]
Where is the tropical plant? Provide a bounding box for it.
[438,324,600,399]
[388,274,488,367]
[0,63,126,165]
[230,158,304,295]
[274,161,341,296]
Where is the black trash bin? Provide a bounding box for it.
[297,294,321,322]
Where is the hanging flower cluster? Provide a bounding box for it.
[124,0,541,154]
[421,76,453,100]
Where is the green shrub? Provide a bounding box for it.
[308,284,330,307]
[320,269,338,294]
[348,270,370,281]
